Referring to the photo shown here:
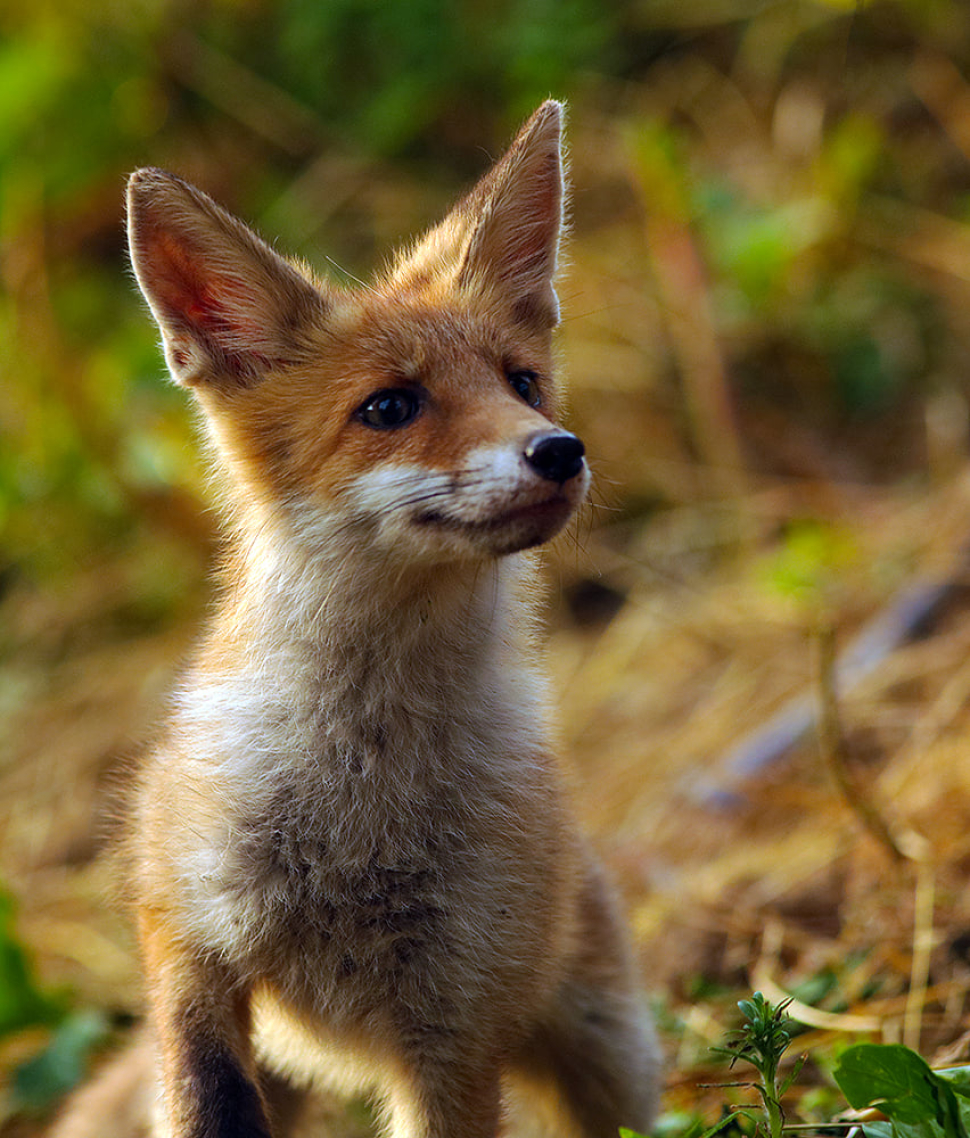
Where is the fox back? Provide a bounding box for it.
[50,102,660,1138]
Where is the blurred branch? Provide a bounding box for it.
[164,32,326,157]
[909,49,970,166]
[628,124,749,508]
[693,547,970,807]
[814,622,905,864]
[903,848,934,1052]
[860,197,970,287]
[649,217,748,497]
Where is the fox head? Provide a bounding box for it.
[127,101,588,563]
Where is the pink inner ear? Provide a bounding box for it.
[150,230,235,333]
[142,224,280,380]
[145,228,272,372]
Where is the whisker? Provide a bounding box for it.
[363,475,498,521]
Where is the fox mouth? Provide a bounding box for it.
[415,494,573,538]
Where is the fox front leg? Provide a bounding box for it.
[383,1055,504,1138]
[139,912,272,1138]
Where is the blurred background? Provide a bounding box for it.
[5,0,970,1132]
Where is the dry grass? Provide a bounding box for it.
[8,62,970,1129]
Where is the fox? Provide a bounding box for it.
[50,101,660,1138]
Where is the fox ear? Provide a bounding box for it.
[127,169,327,386]
[458,100,565,327]
[390,101,566,328]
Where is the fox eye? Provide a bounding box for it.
[508,369,542,408]
[356,388,422,429]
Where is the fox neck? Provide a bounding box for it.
[177,505,551,872]
[211,504,540,711]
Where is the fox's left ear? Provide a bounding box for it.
[458,100,565,327]
[392,101,566,328]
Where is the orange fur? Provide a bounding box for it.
[50,102,660,1138]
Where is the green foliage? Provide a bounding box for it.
[205,0,619,154]
[0,892,109,1116]
[628,119,692,223]
[758,519,860,616]
[13,1010,110,1114]
[717,993,795,1076]
[0,892,62,1036]
[628,1001,970,1138]
[623,993,803,1138]
[835,1044,970,1138]
[712,993,803,1138]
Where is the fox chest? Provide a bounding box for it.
[178,777,537,1020]
[247,834,454,979]
[162,678,559,1016]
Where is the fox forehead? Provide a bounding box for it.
[319,294,556,393]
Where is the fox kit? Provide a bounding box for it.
[51,102,660,1138]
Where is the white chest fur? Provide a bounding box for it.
[151,544,563,1021]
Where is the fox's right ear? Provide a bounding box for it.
[127,169,328,387]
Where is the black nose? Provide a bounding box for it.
[524,432,586,483]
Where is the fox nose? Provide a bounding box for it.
[524,431,586,484]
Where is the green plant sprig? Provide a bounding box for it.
[710,992,805,1138]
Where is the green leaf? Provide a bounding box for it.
[779,1053,807,1098]
[860,1123,895,1138]
[758,519,860,606]
[697,1111,756,1138]
[12,1009,109,1111]
[860,1121,944,1138]
[937,1068,970,1099]
[621,1110,757,1138]
[834,1044,968,1138]
[0,892,62,1036]
[13,1010,109,1111]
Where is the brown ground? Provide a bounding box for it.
[7,93,970,1133]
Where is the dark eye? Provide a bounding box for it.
[356,388,422,429]
[508,369,542,408]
